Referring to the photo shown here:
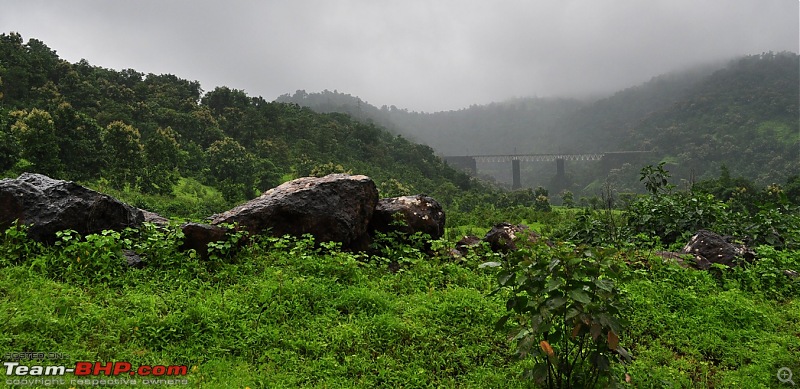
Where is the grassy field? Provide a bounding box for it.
[0,208,798,388]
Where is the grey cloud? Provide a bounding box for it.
[2,0,797,112]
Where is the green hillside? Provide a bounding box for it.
[0,32,475,217]
[627,52,799,185]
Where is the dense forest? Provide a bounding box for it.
[0,32,478,216]
[279,53,799,194]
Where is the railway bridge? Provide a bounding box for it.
[443,151,653,189]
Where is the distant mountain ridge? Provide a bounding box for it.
[279,53,799,187]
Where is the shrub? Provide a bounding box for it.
[625,192,727,246]
[488,241,631,388]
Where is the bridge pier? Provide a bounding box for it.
[512,159,521,190]
[556,158,565,179]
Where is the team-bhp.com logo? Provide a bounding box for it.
[5,361,189,386]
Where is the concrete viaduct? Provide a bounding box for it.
[443,151,653,189]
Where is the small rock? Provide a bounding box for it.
[483,223,542,253]
[681,230,755,268]
[122,249,146,268]
[453,235,481,257]
[180,222,230,259]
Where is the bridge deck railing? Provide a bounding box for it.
[445,151,652,163]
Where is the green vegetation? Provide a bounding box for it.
[1,33,798,387]
[1,167,798,388]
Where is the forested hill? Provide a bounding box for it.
[279,54,799,187]
[0,33,475,212]
[277,90,589,156]
[550,52,799,186]
[626,52,799,185]
[276,62,725,156]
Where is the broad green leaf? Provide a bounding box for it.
[497,270,515,286]
[565,307,581,321]
[569,289,591,304]
[594,278,614,292]
[546,296,568,309]
[545,278,563,292]
[495,313,512,331]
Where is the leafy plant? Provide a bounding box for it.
[555,209,626,246]
[534,186,552,212]
[0,221,41,267]
[626,191,727,246]
[206,224,249,264]
[489,240,631,388]
[368,229,428,271]
[640,162,673,196]
[42,229,127,285]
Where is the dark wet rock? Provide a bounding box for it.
[141,209,170,227]
[0,173,143,243]
[180,222,230,259]
[123,249,146,268]
[211,174,378,249]
[453,235,481,257]
[370,195,446,240]
[482,222,543,253]
[681,230,756,269]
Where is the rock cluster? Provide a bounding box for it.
[1,172,448,260]
[654,229,757,270]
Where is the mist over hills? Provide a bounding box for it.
[278,52,799,191]
[2,31,796,204]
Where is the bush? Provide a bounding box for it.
[625,192,727,246]
[488,241,631,388]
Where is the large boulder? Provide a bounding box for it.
[211,174,378,249]
[370,195,446,239]
[0,173,143,243]
[681,230,756,269]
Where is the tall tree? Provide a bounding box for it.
[53,103,104,180]
[102,121,144,188]
[11,108,62,176]
[142,126,184,195]
[206,137,256,201]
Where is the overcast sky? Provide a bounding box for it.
[3,0,798,112]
